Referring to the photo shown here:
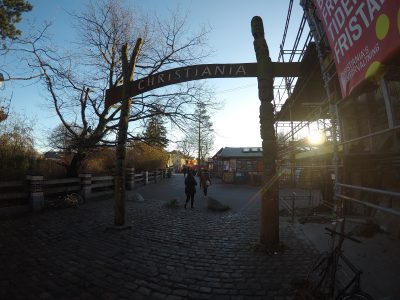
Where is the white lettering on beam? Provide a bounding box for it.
[201,66,212,76]
[157,74,165,84]
[215,65,225,75]
[147,76,155,87]
[184,68,190,78]
[236,65,246,76]
[136,65,250,93]
[138,80,145,90]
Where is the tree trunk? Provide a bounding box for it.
[66,152,85,178]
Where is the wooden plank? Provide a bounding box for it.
[271,62,302,77]
[92,190,113,197]
[91,182,113,189]
[0,181,25,188]
[44,178,79,185]
[92,176,113,181]
[44,186,80,195]
[0,205,30,217]
[294,144,344,160]
[0,192,28,200]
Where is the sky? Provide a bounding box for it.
[3,0,306,155]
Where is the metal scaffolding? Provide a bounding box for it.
[275,0,400,224]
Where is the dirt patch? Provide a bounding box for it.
[247,241,289,255]
[349,222,383,238]
[298,215,332,224]
[280,205,332,218]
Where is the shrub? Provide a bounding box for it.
[0,115,38,180]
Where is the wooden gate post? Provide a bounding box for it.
[26,175,44,212]
[126,168,135,190]
[79,173,92,200]
[251,16,279,246]
[114,38,143,226]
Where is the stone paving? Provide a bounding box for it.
[0,174,319,300]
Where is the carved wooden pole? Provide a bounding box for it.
[251,16,279,246]
[114,38,143,226]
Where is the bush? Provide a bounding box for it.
[36,159,67,179]
[127,142,168,172]
[82,148,115,175]
[0,115,38,180]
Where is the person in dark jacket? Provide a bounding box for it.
[199,171,211,196]
[183,166,187,178]
[184,171,197,208]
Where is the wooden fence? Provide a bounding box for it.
[0,168,168,216]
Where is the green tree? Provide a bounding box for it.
[0,0,32,41]
[184,102,214,167]
[142,115,168,149]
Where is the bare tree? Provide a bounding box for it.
[48,123,82,152]
[176,137,196,161]
[29,0,214,176]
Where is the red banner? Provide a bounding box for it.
[313,0,400,98]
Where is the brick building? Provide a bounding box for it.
[212,147,263,185]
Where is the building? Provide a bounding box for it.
[212,147,263,185]
[167,150,187,172]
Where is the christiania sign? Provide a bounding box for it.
[312,0,400,98]
[105,62,300,108]
[105,63,255,108]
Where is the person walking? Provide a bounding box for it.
[184,171,197,209]
[200,171,211,196]
[183,166,187,178]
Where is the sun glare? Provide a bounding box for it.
[307,131,325,145]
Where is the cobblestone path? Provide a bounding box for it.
[0,175,318,299]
